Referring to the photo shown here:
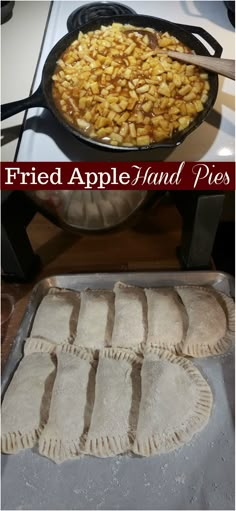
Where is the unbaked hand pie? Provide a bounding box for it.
[28,288,80,349]
[75,289,114,349]
[175,286,235,357]
[132,347,213,456]
[145,287,188,351]
[111,282,147,349]
[1,351,56,454]
[85,348,142,457]
[39,346,96,463]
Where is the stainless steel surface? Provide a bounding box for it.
[1,271,235,510]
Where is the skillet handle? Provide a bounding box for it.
[175,23,223,58]
[1,85,47,121]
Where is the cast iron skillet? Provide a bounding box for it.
[1,14,222,152]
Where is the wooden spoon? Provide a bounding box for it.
[125,29,235,80]
[155,49,235,80]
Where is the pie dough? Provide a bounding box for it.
[38,345,96,463]
[85,348,142,457]
[1,352,56,454]
[132,348,212,456]
[175,286,235,357]
[145,287,188,351]
[24,337,57,355]
[3,282,233,464]
[29,288,80,348]
[111,282,147,349]
[75,289,114,349]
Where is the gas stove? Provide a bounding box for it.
[15,0,235,163]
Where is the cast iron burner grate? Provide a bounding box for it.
[67,1,137,31]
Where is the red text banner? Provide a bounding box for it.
[1,162,235,190]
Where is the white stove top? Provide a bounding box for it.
[16,1,235,162]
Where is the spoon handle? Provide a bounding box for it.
[164,51,235,80]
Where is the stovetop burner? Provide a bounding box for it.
[67,1,137,31]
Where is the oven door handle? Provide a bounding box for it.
[1,85,47,121]
[175,23,223,58]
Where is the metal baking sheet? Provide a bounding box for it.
[1,271,235,510]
